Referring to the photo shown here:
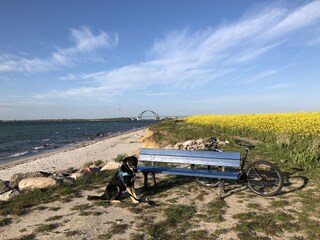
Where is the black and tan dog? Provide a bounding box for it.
[87,156,140,203]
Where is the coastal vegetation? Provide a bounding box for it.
[184,112,320,171]
[148,112,320,174]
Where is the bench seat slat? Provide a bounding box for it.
[140,148,240,167]
[139,155,240,167]
[137,166,240,180]
[140,148,240,160]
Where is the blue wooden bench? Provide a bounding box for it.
[137,148,241,198]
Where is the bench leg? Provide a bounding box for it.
[218,180,225,199]
[143,172,148,189]
[152,173,157,186]
[143,173,157,189]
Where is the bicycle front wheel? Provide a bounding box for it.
[246,160,284,196]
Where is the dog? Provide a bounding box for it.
[87,156,140,203]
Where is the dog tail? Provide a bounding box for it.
[87,195,104,201]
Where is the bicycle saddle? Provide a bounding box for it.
[243,144,255,150]
[237,143,255,150]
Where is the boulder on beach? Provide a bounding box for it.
[0,189,20,201]
[18,177,59,191]
[0,179,10,194]
[9,171,52,189]
[101,161,121,171]
[69,171,86,180]
[69,166,101,179]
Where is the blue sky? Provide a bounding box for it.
[1,0,320,120]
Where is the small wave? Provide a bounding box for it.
[34,146,44,150]
[42,139,50,142]
[10,151,30,158]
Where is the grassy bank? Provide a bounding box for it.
[149,115,319,177]
[185,113,320,172]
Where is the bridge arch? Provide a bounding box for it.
[137,110,160,120]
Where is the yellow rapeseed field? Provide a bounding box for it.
[184,112,320,137]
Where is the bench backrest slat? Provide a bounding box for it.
[139,148,241,167]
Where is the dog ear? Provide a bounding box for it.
[122,156,128,164]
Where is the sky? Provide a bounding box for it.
[1,0,320,120]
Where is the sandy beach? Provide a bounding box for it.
[0,128,147,181]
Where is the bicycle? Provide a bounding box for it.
[194,143,284,196]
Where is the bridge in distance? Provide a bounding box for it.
[135,110,178,120]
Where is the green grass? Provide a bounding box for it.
[82,159,103,168]
[233,211,300,239]
[64,230,80,237]
[8,234,36,240]
[114,153,128,162]
[33,223,60,233]
[70,203,92,211]
[270,199,290,208]
[206,199,228,222]
[0,217,12,226]
[0,170,114,217]
[45,215,63,222]
[246,203,262,209]
[147,204,197,239]
[70,203,103,216]
[97,223,129,239]
[148,120,216,147]
[295,188,320,240]
[93,200,111,208]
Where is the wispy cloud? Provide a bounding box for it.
[265,1,320,38]
[0,26,118,73]
[33,1,320,100]
[269,83,293,90]
[246,69,279,83]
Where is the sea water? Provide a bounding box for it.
[0,120,154,164]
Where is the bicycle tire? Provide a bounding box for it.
[246,160,284,196]
[194,165,220,188]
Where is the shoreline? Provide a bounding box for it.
[0,128,147,181]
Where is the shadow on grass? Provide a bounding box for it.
[220,182,248,199]
[280,168,309,195]
[138,175,249,200]
[137,175,195,200]
[220,167,309,198]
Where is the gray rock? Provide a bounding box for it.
[69,171,87,180]
[51,176,75,185]
[0,179,10,194]
[0,189,20,201]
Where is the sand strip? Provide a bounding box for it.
[0,128,147,181]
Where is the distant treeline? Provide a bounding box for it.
[0,117,135,122]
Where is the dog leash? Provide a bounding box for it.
[126,191,158,205]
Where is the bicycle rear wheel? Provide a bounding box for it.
[194,165,220,188]
[246,160,284,196]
